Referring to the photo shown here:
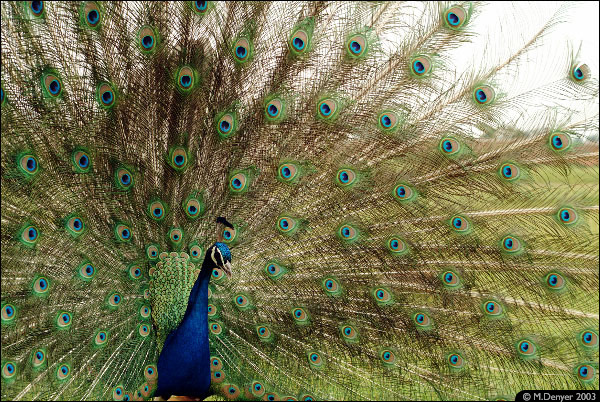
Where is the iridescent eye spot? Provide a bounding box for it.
[216,111,237,138]
[336,169,356,186]
[483,300,502,316]
[95,330,108,346]
[66,216,85,236]
[41,72,63,98]
[211,370,225,383]
[340,325,358,342]
[229,173,247,192]
[450,215,470,232]
[82,1,103,27]
[87,9,99,25]
[580,330,598,348]
[441,270,460,287]
[57,364,70,380]
[2,304,16,322]
[411,56,432,76]
[378,111,399,131]
[290,29,308,53]
[116,167,133,190]
[2,362,16,379]
[147,245,159,260]
[381,115,392,127]
[170,228,183,243]
[380,349,396,364]
[148,200,166,221]
[447,12,459,25]
[265,98,283,120]
[576,364,595,382]
[517,340,536,356]
[308,352,323,367]
[97,82,115,107]
[440,137,460,155]
[473,86,495,104]
[194,1,208,13]
[444,6,467,29]
[222,384,240,399]
[278,217,296,233]
[19,153,39,176]
[545,272,565,290]
[234,294,249,309]
[549,132,571,152]
[558,208,578,225]
[72,150,91,172]
[448,353,464,368]
[501,235,521,253]
[140,305,151,319]
[413,312,432,328]
[138,26,156,53]
[500,163,520,181]
[48,79,60,95]
[108,293,122,307]
[170,147,188,170]
[30,1,44,16]
[317,99,337,119]
[373,287,393,304]
[322,277,341,295]
[129,265,142,279]
[20,224,39,246]
[138,323,150,337]
[338,224,357,241]
[394,184,415,201]
[113,387,123,400]
[571,64,590,82]
[33,349,45,367]
[189,245,202,260]
[176,66,194,92]
[279,163,298,181]
[388,237,404,252]
[57,311,72,328]
[212,268,225,281]
[115,224,132,242]
[346,34,366,57]
[209,322,222,335]
[234,38,250,62]
[292,308,308,323]
[256,325,272,341]
[33,276,50,295]
[210,357,223,370]
[180,75,191,88]
[251,381,265,397]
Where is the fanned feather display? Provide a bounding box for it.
[1,1,598,401]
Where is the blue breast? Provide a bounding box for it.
[155,269,212,399]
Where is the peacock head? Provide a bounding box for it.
[209,242,232,279]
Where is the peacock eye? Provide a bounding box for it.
[138,26,157,52]
[411,55,433,76]
[444,6,468,29]
[346,34,366,57]
[290,29,309,53]
[233,38,251,62]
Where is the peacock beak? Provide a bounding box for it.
[222,261,232,279]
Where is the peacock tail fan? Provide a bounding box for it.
[1,1,599,401]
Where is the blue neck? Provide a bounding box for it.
[155,256,214,399]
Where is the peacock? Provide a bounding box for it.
[1,1,599,401]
